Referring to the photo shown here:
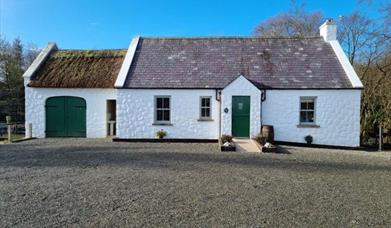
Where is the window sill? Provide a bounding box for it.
[197,118,214,122]
[297,124,320,128]
[152,123,173,126]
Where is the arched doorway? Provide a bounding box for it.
[45,96,86,137]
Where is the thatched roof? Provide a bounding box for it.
[29,49,127,88]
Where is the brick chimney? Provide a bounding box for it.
[319,19,337,42]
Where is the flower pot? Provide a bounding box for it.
[221,145,236,152]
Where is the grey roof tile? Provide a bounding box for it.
[124,37,352,89]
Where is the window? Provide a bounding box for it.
[300,97,316,124]
[155,96,170,123]
[200,97,212,119]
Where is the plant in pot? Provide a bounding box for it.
[156,129,167,139]
[254,133,267,145]
[220,134,235,151]
[254,133,277,153]
[304,135,313,145]
[221,134,232,144]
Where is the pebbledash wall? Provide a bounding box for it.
[25,86,115,138]
[116,89,220,139]
[262,89,361,147]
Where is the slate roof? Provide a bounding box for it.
[124,37,353,89]
[29,49,126,88]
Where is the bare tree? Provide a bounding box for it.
[253,1,323,38]
[337,13,375,65]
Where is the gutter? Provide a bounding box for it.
[260,89,266,127]
[215,89,222,140]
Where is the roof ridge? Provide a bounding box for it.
[51,49,127,58]
[58,48,127,51]
[140,36,323,40]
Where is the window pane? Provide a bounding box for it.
[156,98,162,108]
[205,108,210,117]
[201,98,206,107]
[156,110,163,121]
[201,107,210,118]
[300,102,307,110]
[205,98,210,107]
[163,110,170,121]
[300,111,307,122]
[163,98,170,109]
[308,111,314,122]
[307,102,314,110]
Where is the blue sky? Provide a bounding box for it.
[0,0,383,49]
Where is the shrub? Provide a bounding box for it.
[221,134,233,143]
[304,135,313,144]
[254,134,267,145]
[155,129,167,139]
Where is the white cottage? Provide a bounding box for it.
[24,20,363,147]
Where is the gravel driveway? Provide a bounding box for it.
[0,139,390,227]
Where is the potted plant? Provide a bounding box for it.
[155,129,167,139]
[304,135,313,145]
[254,134,267,145]
[220,134,235,152]
[254,133,277,153]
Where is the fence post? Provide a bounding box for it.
[6,116,12,143]
[7,124,11,143]
[27,123,32,138]
[379,125,383,152]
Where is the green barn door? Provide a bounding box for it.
[66,97,86,137]
[232,96,250,138]
[45,97,86,137]
[46,97,66,137]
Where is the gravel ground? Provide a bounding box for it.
[0,139,390,227]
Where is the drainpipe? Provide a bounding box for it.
[260,89,266,127]
[215,89,222,140]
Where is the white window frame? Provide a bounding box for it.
[154,96,171,124]
[199,96,212,120]
[299,96,316,125]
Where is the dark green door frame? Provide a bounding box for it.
[45,96,86,137]
[232,96,250,138]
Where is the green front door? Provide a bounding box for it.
[232,96,250,138]
[45,96,86,137]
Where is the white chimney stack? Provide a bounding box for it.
[319,19,337,42]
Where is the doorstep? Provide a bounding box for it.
[232,138,261,153]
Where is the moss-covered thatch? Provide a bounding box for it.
[29,49,127,88]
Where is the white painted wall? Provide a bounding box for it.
[25,85,115,138]
[262,89,361,147]
[221,76,261,138]
[117,89,220,139]
[25,80,361,146]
